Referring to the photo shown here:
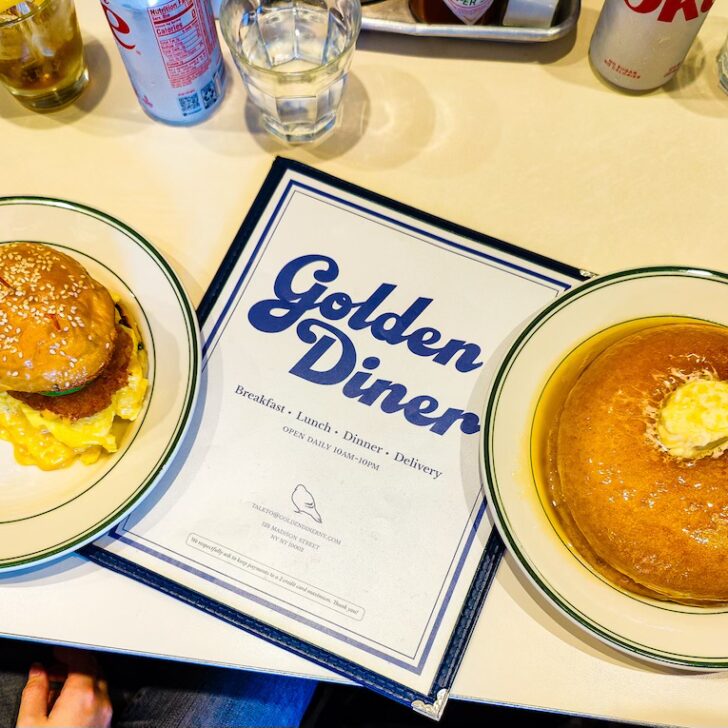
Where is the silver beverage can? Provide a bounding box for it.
[100,0,226,124]
[589,0,715,91]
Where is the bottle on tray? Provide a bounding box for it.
[408,0,502,25]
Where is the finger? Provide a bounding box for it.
[50,649,103,720]
[96,677,109,698]
[54,668,99,706]
[51,673,113,728]
[16,663,49,727]
[95,677,113,726]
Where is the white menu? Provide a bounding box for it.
[94,161,580,711]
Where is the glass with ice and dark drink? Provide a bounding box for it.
[0,0,88,111]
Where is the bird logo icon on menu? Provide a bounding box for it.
[291,484,322,523]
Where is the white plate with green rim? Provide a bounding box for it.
[482,267,728,669]
[0,197,200,571]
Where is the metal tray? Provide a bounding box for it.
[361,0,580,41]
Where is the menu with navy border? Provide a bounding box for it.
[86,158,588,718]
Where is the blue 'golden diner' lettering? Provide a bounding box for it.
[247,255,483,437]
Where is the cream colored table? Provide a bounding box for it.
[2,2,727,726]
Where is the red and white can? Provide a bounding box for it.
[589,0,716,91]
[100,0,226,124]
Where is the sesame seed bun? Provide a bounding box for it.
[0,243,118,393]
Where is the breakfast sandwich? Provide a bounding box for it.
[0,242,148,470]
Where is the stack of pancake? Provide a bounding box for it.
[545,323,728,605]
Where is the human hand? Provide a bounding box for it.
[16,649,112,728]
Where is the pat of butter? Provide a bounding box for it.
[657,379,728,459]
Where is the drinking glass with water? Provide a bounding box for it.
[220,0,361,143]
[719,33,728,96]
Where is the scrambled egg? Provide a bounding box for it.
[657,378,728,459]
[0,326,148,471]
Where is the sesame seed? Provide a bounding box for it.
[0,243,103,385]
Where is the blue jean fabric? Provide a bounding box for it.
[0,666,23,728]
[114,670,317,728]
[0,641,316,728]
